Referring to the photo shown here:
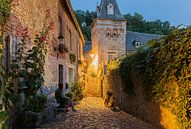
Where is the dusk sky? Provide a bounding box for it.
[70,0,191,26]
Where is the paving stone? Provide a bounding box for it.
[38,97,157,129]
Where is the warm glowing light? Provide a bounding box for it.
[91,54,98,69]
[90,54,94,58]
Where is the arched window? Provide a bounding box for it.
[113,31,117,37]
[106,31,110,37]
[107,4,114,15]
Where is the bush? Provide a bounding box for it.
[65,93,72,98]
[25,94,47,113]
[108,27,191,129]
[72,82,84,102]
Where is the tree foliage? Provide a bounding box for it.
[0,0,12,128]
[0,0,12,27]
[75,10,96,41]
[124,12,173,35]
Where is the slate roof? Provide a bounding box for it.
[126,31,163,51]
[97,0,126,20]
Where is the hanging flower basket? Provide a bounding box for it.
[69,53,76,64]
[54,43,69,53]
[59,43,69,53]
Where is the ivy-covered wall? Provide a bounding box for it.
[105,27,191,129]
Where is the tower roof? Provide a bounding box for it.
[97,0,126,20]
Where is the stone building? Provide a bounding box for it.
[84,0,162,97]
[2,0,84,94]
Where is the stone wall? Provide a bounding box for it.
[84,76,101,97]
[4,0,84,94]
[103,71,179,129]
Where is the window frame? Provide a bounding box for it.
[107,4,114,15]
[106,31,111,37]
[107,51,117,61]
[68,29,72,51]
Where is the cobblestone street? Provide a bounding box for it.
[39,97,157,129]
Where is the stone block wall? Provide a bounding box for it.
[4,0,84,93]
[91,19,126,69]
[103,71,179,129]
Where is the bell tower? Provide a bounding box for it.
[92,0,126,70]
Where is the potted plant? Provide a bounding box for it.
[58,43,69,53]
[21,94,47,128]
[69,53,76,64]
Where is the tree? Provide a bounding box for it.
[124,12,172,35]
[75,10,96,41]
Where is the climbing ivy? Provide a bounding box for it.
[108,27,191,129]
[0,0,12,27]
[0,0,12,128]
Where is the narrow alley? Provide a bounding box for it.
[39,97,156,129]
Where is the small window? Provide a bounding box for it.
[106,31,110,37]
[134,41,141,48]
[108,52,116,61]
[68,30,72,50]
[104,65,107,75]
[113,31,117,37]
[59,65,64,83]
[68,68,73,87]
[81,22,86,27]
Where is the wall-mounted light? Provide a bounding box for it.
[58,32,63,44]
[90,54,94,58]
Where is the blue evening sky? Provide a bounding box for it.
[70,0,191,26]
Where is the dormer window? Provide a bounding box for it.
[133,40,141,48]
[107,3,114,15]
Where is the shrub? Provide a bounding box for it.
[69,53,76,64]
[107,27,191,129]
[25,94,47,112]
[72,82,84,102]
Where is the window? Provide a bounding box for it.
[11,35,20,59]
[68,68,73,88]
[81,22,86,27]
[68,30,72,50]
[113,31,117,37]
[59,17,62,34]
[104,65,107,75]
[108,52,116,61]
[106,31,110,37]
[5,35,10,74]
[59,65,64,84]
[134,41,141,48]
[107,4,114,15]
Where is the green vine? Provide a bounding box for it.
[7,9,51,128]
[0,0,12,27]
[0,0,12,128]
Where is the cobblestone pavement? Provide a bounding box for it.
[39,97,157,129]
